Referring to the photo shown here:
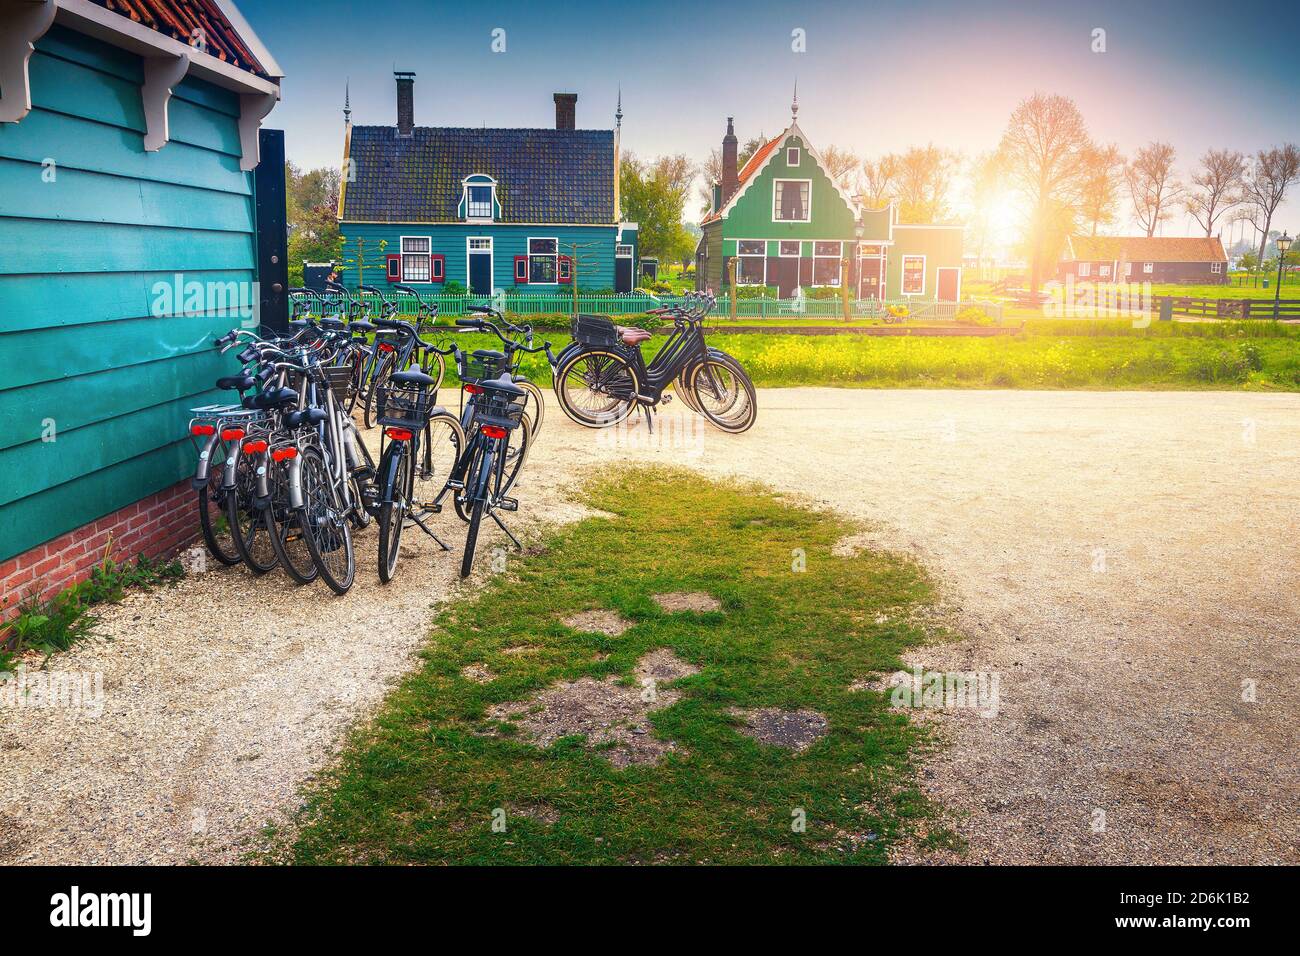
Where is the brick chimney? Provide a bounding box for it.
[721,116,739,204]
[554,92,577,130]
[395,71,415,136]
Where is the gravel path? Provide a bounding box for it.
[3,388,1296,864]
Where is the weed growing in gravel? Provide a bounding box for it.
[278,467,958,865]
[1,554,184,669]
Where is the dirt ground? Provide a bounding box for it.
[2,388,1297,864]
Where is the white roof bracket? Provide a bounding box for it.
[141,51,189,151]
[238,89,277,171]
[0,0,57,124]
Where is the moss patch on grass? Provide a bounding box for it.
[277,467,954,865]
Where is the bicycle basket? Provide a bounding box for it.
[474,388,526,430]
[572,313,619,348]
[376,384,435,430]
[456,350,510,385]
[318,363,355,396]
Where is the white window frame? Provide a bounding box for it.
[786,146,800,166]
[528,236,559,285]
[778,240,801,258]
[735,239,767,285]
[1210,261,1223,274]
[462,177,497,223]
[1123,262,1133,277]
[1078,262,1091,277]
[465,236,493,291]
[1143,262,1154,274]
[812,240,842,287]
[772,178,812,223]
[615,243,634,258]
[1099,263,1111,278]
[400,235,433,283]
[901,254,926,296]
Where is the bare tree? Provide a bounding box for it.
[1183,149,1246,238]
[997,93,1093,293]
[1126,142,1182,237]
[1243,144,1300,263]
[818,145,860,192]
[696,136,768,214]
[860,154,898,209]
[1078,143,1124,236]
[650,153,695,196]
[893,144,959,223]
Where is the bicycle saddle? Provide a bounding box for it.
[476,374,525,397]
[284,407,329,428]
[615,325,652,346]
[319,318,347,330]
[349,320,376,333]
[243,386,298,409]
[390,369,436,389]
[473,348,505,360]
[216,374,255,391]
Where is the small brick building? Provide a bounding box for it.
[0,0,281,620]
[1059,235,1229,285]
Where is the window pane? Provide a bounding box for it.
[530,255,556,282]
[902,257,924,293]
[469,238,491,250]
[812,257,840,285]
[402,237,430,253]
[529,238,557,255]
[403,254,430,282]
[737,256,765,284]
[738,240,764,256]
[774,180,809,221]
[814,241,840,257]
[780,241,801,257]
[467,186,493,218]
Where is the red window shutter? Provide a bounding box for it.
[514,255,529,283]
[430,255,445,282]
[558,255,572,284]
[385,254,401,282]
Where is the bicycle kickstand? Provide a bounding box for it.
[487,508,523,550]
[406,509,452,551]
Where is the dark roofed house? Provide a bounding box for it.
[1060,236,1229,285]
[339,77,638,294]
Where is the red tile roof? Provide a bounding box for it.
[701,134,784,224]
[91,0,268,77]
[1067,235,1227,263]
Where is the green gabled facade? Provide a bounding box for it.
[696,115,964,301]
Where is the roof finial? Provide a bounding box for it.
[791,79,798,122]
[616,86,623,128]
[343,78,351,125]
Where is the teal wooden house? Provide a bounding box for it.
[0,0,281,612]
[339,76,640,295]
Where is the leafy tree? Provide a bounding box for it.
[997,93,1093,293]
[620,153,696,264]
[286,161,341,286]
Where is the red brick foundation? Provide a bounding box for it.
[0,480,198,623]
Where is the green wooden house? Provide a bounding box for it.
[338,77,641,295]
[696,108,963,301]
[0,0,281,609]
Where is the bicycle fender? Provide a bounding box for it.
[252,451,272,509]
[377,444,406,507]
[221,440,242,491]
[191,432,222,490]
[286,451,305,510]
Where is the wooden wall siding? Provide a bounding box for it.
[887,226,964,299]
[338,223,618,291]
[0,25,252,564]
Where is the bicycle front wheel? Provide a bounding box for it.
[297,445,356,594]
[377,443,411,583]
[689,354,757,434]
[553,349,638,428]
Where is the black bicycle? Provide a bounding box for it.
[454,374,530,578]
[553,292,757,433]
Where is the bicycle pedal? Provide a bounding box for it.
[445,479,465,491]
[661,393,673,404]
[497,497,518,512]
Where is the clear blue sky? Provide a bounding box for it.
[238,0,1299,237]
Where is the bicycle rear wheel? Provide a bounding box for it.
[297,445,356,594]
[266,456,317,584]
[197,438,240,565]
[377,443,411,583]
[553,349,638,428]
[515,378,545,437]
[689,354,757,433]
[363,353,397,430]
[226,453,279,574]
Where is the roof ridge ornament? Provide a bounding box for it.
[791,78,798,122]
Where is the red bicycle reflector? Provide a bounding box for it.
[191,424,215,436]
[480,425,508,440]
[220,428,245,441]
[378,342,395,352]
[271,447,298,462]
[385,428,413,441]
[242,439,268,454]
[463,383,483,394]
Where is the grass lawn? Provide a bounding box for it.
[273,468,953,865]
[446,320,1300,391]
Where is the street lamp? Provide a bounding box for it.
[1274,232,1292,320]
